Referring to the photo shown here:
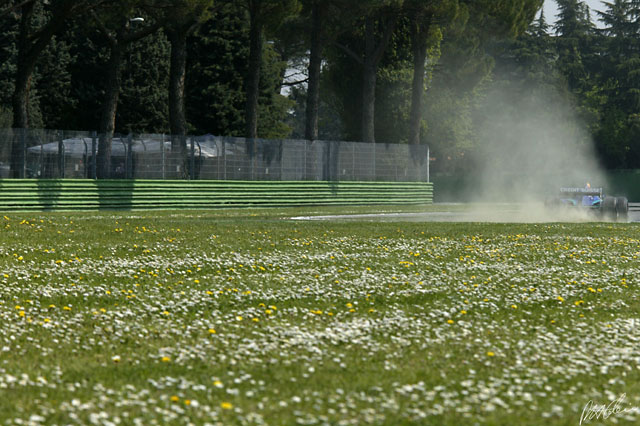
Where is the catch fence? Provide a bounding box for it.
[0,129,429,182]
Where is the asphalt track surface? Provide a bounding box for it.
[290,204,640,223]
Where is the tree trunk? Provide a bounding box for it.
[168,28,188,151]
[361,61,377,143]
[245,6,263,139]
[361,16,377,143]
[9,0,76,177]
[10,1,35,177]
[97,44,124,179]
[361,14,397,143]
[10,73,31,178]
[305,1,323,141]
[409,16,430,146]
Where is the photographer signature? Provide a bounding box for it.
[580,394,640,425]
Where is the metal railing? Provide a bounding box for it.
[0,129,430,182]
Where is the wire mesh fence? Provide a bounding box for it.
[0,129,430,182]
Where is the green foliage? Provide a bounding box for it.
[185,3,292,138]
[62,19,111,131]
[0,1,74,129]
[2,0,640,171]
[117,30,171,134]
[0,8,17,109]
[0,106,11,128]
[256,45,295,138]
[159,0,214,26]
[185,4,248,136]
[35,35,75,129]
[589,0,640,168]
[54,9,169,134]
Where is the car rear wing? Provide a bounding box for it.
[559,187,603,197]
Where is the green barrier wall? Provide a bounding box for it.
[607,170,640,202]
[0,179,433,211]
[432,171,640,203]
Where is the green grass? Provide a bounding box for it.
[0,206,639,425]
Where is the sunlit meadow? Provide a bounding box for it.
[1,206,640,425]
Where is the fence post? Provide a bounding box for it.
[426,145,430,183]
[39,131,44,178]
[278,139,282,180]
[251,139,256,181]
[161,134,166,180]
[126,134,133,179]
[322,141,328,181]
[223,138,227,180]
[352,143,356,180]
[303,140,307,180]
[91,131,97,179]
[20,129,27,178]
[58,130,64,179]
[373,142,376,182]
[190,137,195,180]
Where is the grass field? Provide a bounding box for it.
[1,205,639,425]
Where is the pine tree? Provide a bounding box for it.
[554,0,594,91]
[88,1,162,178]
[595,0,640,167]
[185,3,294,138]
[239,0,300,139]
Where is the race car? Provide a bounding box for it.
[545,186,628,222]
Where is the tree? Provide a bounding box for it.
[8,0,95,177]
[185,2,293,138]
[0,0,34,19]
[594,0,640,167]
[360,1,402,143]
[36,29,74,129]
[90,1,161,178]
[10,0,91,129]
[117,27,170,133]
[0,5,18,123]
[156,0,215,150]
[403,0,458,145]
[240,0,300,139]
[303,0,324,140]
[554,0,595,91]
[185,4,248,136]
[324,0,404,143]
[293,0,356,141]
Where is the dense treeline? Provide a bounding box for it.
[0,0,638,177]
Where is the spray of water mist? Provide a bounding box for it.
[462,79,609,222]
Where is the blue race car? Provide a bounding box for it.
[545,186,628,222]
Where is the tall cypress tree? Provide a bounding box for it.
[595,0,640,167]
[554,0,594,91]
